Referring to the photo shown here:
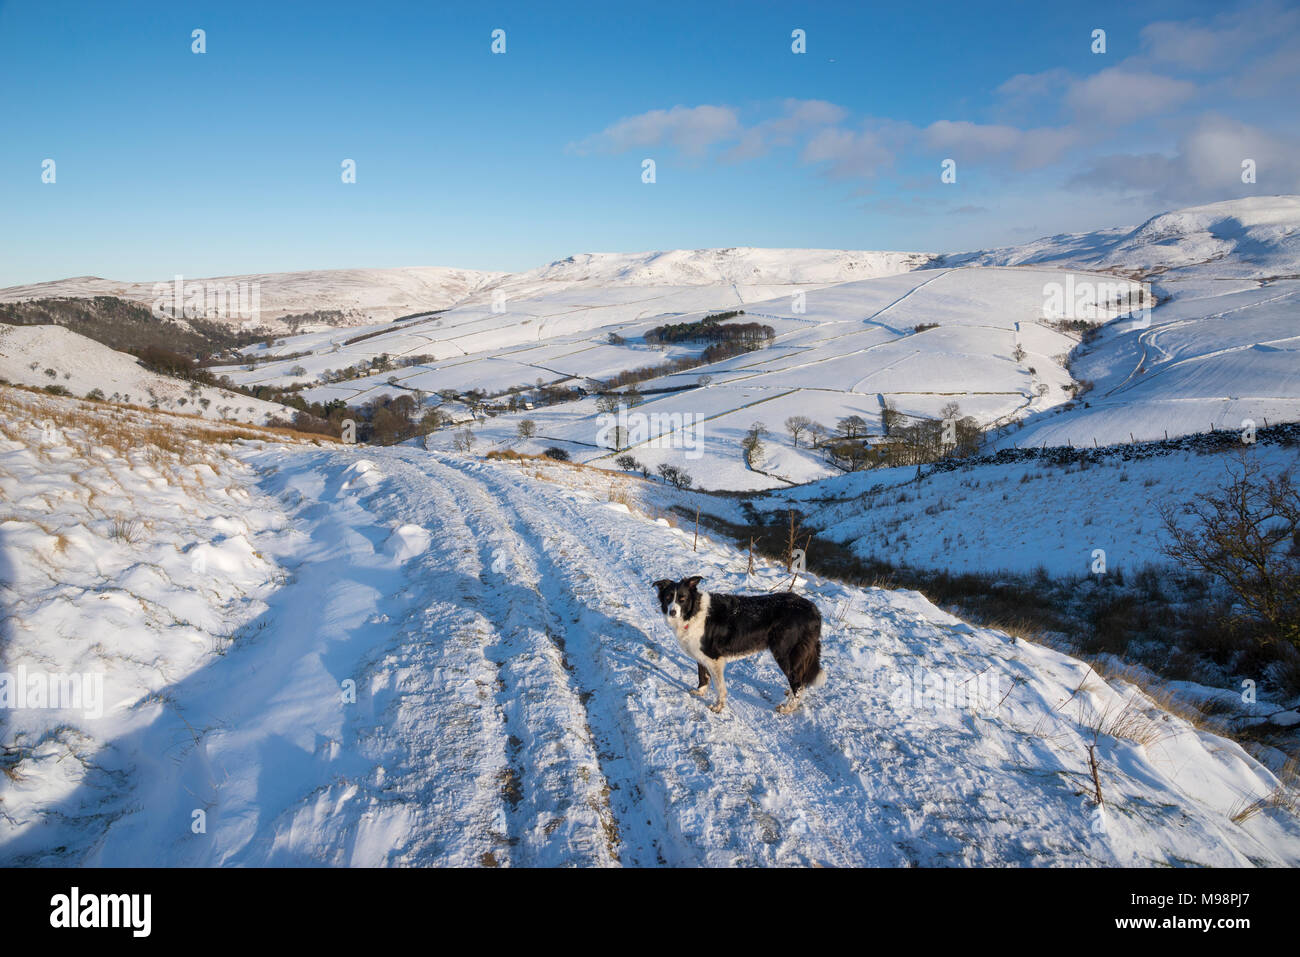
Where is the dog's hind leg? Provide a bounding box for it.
[691,662,710,696]
[774,638,819,714]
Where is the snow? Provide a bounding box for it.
[11,198,1299,479]
[2,387,1297,865]
[0,266,505,331]
[4,197,1300,866]
[998,278,1300,449]
[419,265,1139,490]
[0,324,288,424]
[771,434,1300,578]
[959,196,1300,280]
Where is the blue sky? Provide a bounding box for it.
[2,0,1297,285]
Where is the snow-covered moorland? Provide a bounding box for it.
[0,324,286,424]
[2,387,1297,866]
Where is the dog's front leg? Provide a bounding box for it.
[691,662,710,696]
[708,659,727,713]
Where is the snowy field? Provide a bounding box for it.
[0,266,505,331]
[414,265,1144,491]
[3,198,1300,867]
[146,197,1300,494]
[0,324,286,424]
[766,435,1300,578]
[4,199,1298,496]
[1,388,1297,866]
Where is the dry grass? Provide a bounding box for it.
[108,515,144,543]
[0,741,32,782]
[0,384,340,557]
[983,617,1046,643]
[1230,757,1299,823]
[0,383,338,461]
[605,485,635,509]
[1078,692,1171,748]
[1093,660,1239,737]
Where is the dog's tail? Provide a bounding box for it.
[809,665,827,689]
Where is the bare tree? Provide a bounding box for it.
[837,415,869,440]
[785,415,813,448]
[1159,454,1300,649]
[656,463,693,489]
[517,419,537,439]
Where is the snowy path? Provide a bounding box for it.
[4,434,1299,866]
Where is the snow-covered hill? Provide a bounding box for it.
[954,196,1300,280]
[0,266,505,331]
[491,247,936,294]
[771,431,1300,579]
[0,248,932,335]
[0,324,286,423]
[1,387,1296,865]
[417,265,1146,489]
[5,197,1299,483]
[958,197,1300,450]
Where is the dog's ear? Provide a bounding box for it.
[683,575,703,592]
[652,579,675,594]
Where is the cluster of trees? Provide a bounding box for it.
[656,463,693,488]
[278,309,353,332]
[328,392,450,444]
[874,401,982,467]
[700,337,769,364]
[587,338,765,402]
[0,296,268,360]
[596,386,642,412]
[612,454,693,488]
[319,355,391,384]
[776,401,985,472]
[581,312,780,403]
[644,310,772,348]
[614,454,650,479]
[742,422,768,469]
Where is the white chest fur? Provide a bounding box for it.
[668,591,711,664]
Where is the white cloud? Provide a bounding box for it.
[923,120,1077,170]
[568,105,741,157]
[1140,2,1300,72]
[1064,69,1197,126]
[570,99,848,162]
[721,99,847,162]
[1069,114,1300,203]
[995,68,1073,108]
[800,126,896,179]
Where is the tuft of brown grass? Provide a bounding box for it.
[1230,757,1300,823]
[0,383,339,460]
[984,617,1044,643]
[606,485,634,509]
[108,515,144,543]
[1077,692,1171,748]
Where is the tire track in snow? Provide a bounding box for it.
[326,463,514,866]
[451,457,907,865]
[411,460,623,866]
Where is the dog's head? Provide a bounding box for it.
[652,576,704,625]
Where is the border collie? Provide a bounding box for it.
[652,576,824,714]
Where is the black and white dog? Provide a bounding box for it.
[652,576,825,714]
